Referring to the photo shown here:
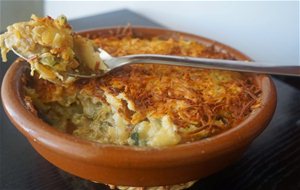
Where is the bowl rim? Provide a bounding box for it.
[1,26,277,169]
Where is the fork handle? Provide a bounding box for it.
[112,54,300,77]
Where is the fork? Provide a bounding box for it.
[12,47,300,77]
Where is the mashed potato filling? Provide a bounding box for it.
[25,86,180,147]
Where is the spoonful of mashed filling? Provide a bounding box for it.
[0,15,107,84]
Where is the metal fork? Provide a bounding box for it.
[12,47,300,77]
[70,48,300,77]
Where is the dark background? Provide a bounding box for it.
[1,9,300,190]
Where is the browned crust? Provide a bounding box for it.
[26,33,261,141]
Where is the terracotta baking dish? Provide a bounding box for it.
[1,27,277,187]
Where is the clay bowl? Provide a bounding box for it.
[1,27,277,187]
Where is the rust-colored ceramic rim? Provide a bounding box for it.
[1,27,277,187]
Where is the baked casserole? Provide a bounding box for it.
[22,31,261,148]
[1,15,261,148]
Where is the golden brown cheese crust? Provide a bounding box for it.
[27,34,261,142]
[97,65,260,141]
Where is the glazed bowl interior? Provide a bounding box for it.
[1,27,277,187]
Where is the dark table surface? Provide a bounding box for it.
[1,9,300,190]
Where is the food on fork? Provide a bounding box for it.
[0,15,107,84]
